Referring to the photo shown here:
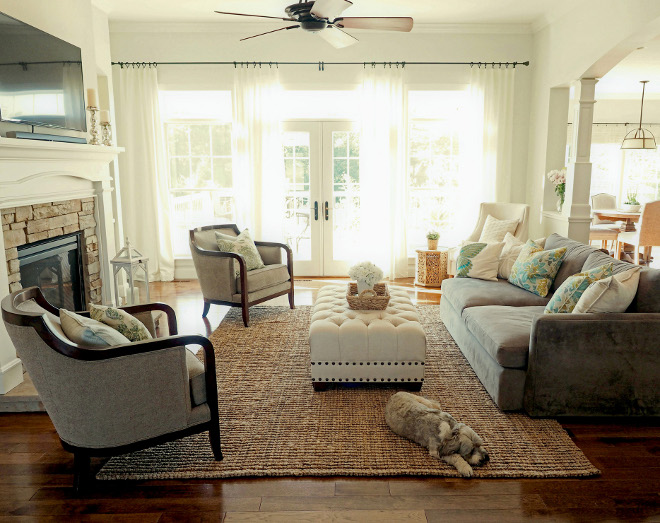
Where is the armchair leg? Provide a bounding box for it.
[209,422,223,461]
[73,452,90,494]
[202,301,211,318]
[241,304,250,327]
[288,288,295,310]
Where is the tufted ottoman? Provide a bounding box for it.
[309,285,426,391]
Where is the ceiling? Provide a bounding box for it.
[597,36,660,98]
[100,0,575,26]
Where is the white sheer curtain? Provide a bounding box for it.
[358,66,408,278]
[115,65,174,281]
[62,63,85,130]
[232,67,285,241]
[469,66,516,203]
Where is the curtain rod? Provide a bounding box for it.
[568,122,660,126]
[111,60,529,71]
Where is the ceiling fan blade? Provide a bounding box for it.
[310,0,353,21]
[240,25,300,42]
[317,26,358,49]
[335,17,413,32]
[214,11,295,22]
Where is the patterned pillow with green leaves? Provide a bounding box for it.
[544,263,614,314]
[215,229,265,276]
[508,241,567,297]
[89,304,153,342]
[456,241,505,282]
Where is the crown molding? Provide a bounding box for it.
[91,0,112,14]
[109,21,533,35]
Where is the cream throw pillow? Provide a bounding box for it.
[90,304,153,342]
[455,241,505,282]
[498,233,547,279]
[478,215,519,243]
[215,229,266,276]
[60,309,130,347]
[573,266,642,314]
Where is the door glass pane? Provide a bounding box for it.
[282,131,312,261]
[332,131,360,260]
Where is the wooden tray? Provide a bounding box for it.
[346,283,390,310]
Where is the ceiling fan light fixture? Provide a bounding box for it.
[621,80,657,150]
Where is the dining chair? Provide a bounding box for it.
[616,201,660,265]
[590,193,620,251]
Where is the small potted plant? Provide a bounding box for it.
[348,261,384,294]
[426,231,439,250]
[622,190,641,213]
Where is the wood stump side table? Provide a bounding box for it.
[415,248,449,287]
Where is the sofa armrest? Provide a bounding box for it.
[120,302,178,336]
[525,313,660,416]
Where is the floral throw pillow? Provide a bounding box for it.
[456,242,504,282]
[89,305,152,342]
[215,229,265,276]
[508,240,567,297]
[544,263,614,314]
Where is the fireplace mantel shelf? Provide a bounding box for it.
[0,137,123,162]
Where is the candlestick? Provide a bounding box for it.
[101,122,113,146]
[86,88,97,108]
[87,106,101,145]
[99,110,110,124]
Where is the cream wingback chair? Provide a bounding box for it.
[616,200,660,265]
[189,224,294,327]
[1,286,222,493]
[448,202,530,275]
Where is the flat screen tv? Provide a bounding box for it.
[0,11,87,132]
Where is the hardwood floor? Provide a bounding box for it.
[0,278,658,522]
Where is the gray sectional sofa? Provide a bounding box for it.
[440,233,660,417]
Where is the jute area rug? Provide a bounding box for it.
[97,305,599,480]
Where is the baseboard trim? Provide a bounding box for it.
[0,358,24,394]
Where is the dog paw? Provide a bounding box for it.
[429,449,440,459]
[459,465,474,478]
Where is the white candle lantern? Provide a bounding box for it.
[111,238,150,306]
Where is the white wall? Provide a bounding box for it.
[525,0,660,237]
[109,23,533,204]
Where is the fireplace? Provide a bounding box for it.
[17,232,86,311]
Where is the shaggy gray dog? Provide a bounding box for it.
[385,391,489,477]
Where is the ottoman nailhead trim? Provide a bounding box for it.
[367,362,370,365]
[331,378,335,381]
[394,378,398,381]
[388,362,391,365]
[325,362,329,365]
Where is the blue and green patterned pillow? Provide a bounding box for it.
[508,240,567,297]
[544,263,613,314]
[215,229,265,277]
[456,242,505,282]
[89,304,152,342]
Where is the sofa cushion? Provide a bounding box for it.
[236,263,290,293]
[582,250,633,275]
[185,349,207,407]
[90,305,153,342]
[60,309,131,348]
[508,241,567,297]
[216,228,265,276]
[463,306,545,368]
[545,233,599,291]
[632,268,660,313]
[441,277,551,314]
[544,263,613,314]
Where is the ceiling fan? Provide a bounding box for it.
[214,0,413,49]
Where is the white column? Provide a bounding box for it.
[564,78,598,243]
[0,245,23,394]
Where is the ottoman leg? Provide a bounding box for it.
[313,382,328,392]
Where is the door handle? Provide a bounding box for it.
[324,201,329,221]
[314,201,318,221]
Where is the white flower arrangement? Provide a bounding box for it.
[546,168,566,186]
[348,261,384,286]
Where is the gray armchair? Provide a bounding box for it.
[189,224,294,327]
[1,286,222,493]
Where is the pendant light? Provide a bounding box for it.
[621,80,657,150]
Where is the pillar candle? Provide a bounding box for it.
[86,88,97,107]
[99,110,110,123]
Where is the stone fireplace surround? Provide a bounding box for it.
[2,198,102,306]
[0,138,123,394]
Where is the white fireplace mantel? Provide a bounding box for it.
[0,137,124,394]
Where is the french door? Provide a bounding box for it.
[282,121,361,276]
